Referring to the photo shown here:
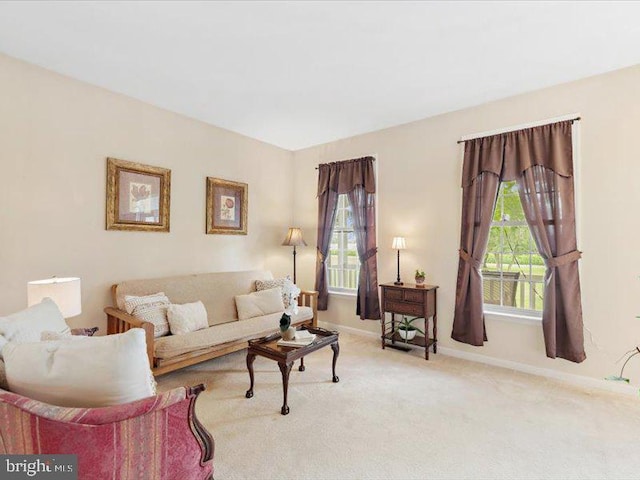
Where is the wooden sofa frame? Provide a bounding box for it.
[105,286,318,376]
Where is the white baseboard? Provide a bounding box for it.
[320,321,638,397]
[321,320,379,339]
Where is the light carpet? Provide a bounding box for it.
[157,331,640,480]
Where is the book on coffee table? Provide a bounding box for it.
[277,332,316,348]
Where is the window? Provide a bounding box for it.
[483,181,544,316]
[327,194,360,293]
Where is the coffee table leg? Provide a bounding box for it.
[331,342,340,383]
[278,361,293,415]
[299,357,305,372]
[245,352,256,398]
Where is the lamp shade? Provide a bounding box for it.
[282,227,307,247]
[27,277,82,318]
[391,237,406,250]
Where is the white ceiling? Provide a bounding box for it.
[1,1,639,150]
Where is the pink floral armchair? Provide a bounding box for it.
[0,384,214,480]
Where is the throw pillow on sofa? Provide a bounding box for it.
[256,276,296,308]
[235,287,285,321]
[167,301,208,335]
[41,326,99,341]
[3,328,156,408]
[124,292,170,338]
[0,298,70,359]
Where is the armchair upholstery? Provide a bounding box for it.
[0,384,214,480]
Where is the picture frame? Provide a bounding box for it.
[206,177,248,235]
[106,157,171,232]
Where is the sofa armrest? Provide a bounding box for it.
[298,290,319,327]
[104,306,155,368]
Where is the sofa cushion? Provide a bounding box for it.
[235,288,285,321]
[4,328,156,408]
[114,270,274,326]
[154,306,314,359]
[168,301,208,335]
[0,298,70,359]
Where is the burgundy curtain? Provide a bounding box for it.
[315,166,339,311]
[451,170,501,345]
[517,165,584,362]
[315,157,380,318]
[348,184,381,320]
[452,120,585,362]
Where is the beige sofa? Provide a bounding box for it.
[104,270,317,376]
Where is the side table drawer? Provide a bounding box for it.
[403,290,424,303]
[384,289,403,301]
[384,301,424,317]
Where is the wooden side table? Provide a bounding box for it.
[380,283,438,360]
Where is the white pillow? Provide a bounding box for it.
[235,287,285,321]
[124,293,170,338]
[41,330,72,341]
[0,298,70,358]
[3,328,156,408]
[167,301,208,335]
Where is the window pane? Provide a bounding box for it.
[328,194,360,291]
[483,182,543,312]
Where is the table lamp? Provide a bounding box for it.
[282,227,307,284]
[392,237,406,285]
[27,277,82,318]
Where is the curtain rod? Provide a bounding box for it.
[314,157,376,170]
[456,116,581,144]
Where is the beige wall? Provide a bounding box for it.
[293,64,640,382]
[0,53,294,330]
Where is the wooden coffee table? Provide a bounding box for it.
[245,326,340,415]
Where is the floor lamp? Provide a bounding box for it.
[282,227,307,284]
[392,237,406,285]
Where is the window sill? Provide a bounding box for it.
[329,290,357,298]
[484,308,542,325]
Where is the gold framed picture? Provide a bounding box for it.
[206,177,248,235]
[106,157,171,232]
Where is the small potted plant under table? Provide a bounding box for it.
[396,316,426,342]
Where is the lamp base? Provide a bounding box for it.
[394,281,404,285]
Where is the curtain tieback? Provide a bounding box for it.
[361,248,377,261]
[317,248,327,263]
[546,250,582,268]
[459,249,482,269]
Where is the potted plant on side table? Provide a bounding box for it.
[415,269,426,286]
[396,316,426,342]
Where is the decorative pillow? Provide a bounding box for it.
[41,326,99,341]
[235,287,285,321]
[0,298,70,359]
[71,326,99,337]
[256,276,296,308]
[124,293,170,338]
[167,301,208,335]
[3,328,156,408]
[41,330,71,341]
